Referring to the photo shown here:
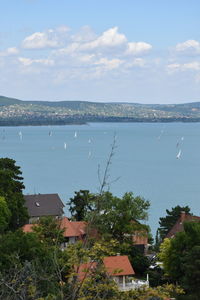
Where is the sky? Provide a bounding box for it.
[1,0,200,103]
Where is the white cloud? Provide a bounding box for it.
[167,61,200,73]
[51,26,153,68]
[22,27,70,49]
[175,40,200,54]
[126,42,152,55]
[1,25,156,84]
[183,61,200,70]
[78,54,96,63]
[71,26,96,43]
[81,27,127,50]
[127,58,146,68]
[55,43,80,56]
[94,57,123,70]
[22,31,59,49]
[0,47,19,56]
[18,57,54,66]
[167,63,181,73]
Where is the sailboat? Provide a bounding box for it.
[19,131,23,140]
[176,149,181,159]
[88,151,92,159]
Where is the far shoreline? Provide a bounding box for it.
[1,118,200,127]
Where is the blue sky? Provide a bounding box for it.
[1,0,200,103]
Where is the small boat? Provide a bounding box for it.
[19,131,23,140]
[176,149,181,159]
[74,131,77,138]
[64,143,67,150]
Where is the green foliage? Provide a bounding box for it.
[67,190,95,221]
[129,247,150,276]
[120,284,184,300]
[0,196,11,233]
[89,191,150,243]
[0,229,45,271]
[159,221,200,297]
[0,219,70,299]
[157,205,191,242]
[78,265,120,300]
[148,267,166,288]
[0,158,28,230]
[32,216,65,247]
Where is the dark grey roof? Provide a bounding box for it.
[24,193,65,217]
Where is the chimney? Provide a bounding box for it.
[180,211,186,223]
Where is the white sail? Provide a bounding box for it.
[176,149,181,159]
[19,131,23,140]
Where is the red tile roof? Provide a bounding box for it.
[22,223,36,233]
[77,256,135,281]
[60,217,86,237]
[22,217,86,238]
[166,212,200,238]
[103,256,135,276]
[132,231,148,245]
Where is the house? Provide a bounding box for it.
[128,220,149,254]
[22,216,86,247]
[103,256,135,290]
[132,230,148,254]
[24,193,65,223]
[60,217,86,247]
[77,255,137,291]
[166,211,200,238]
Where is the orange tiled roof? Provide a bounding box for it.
[103,255,135,276]
[22,223,36,233]
[132,231,148,245]
[22,217,86,238]
[77,255,135,281]
[60,217,86,237]
[166,212,200,238]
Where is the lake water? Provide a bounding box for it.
[1,122,200,236]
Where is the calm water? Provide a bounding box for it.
[1,122,200,236]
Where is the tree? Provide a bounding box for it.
[67,190,95,221]
[157,205,191,242]
[159,221,200,298]
[0,158,28,230]
[0,219,70,299]
[0,196,11,234]
[32,216,65,247]
[89,191,150,243]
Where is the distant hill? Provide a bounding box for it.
[1,95,200,126]
[0,96,22,106]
